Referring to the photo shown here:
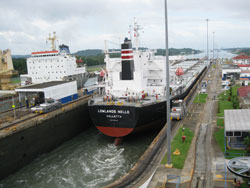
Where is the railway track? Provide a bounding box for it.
[190,65,219,188]
[0,95,92,132]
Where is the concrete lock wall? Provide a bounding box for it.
[0,101,91,180]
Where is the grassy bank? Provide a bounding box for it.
[161,127,194,169]
[193,93,208,103]
[216,118,224,127]
[217,85,240,117]
[87,65,104,72]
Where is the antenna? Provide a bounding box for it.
[128,24,133,40]
[133,17,143,51]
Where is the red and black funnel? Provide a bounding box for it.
[121,38,134,80]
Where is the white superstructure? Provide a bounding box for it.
[103,21,166,100]
[22,32,87,88]
[105,50,167,99]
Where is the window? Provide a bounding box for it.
[234,132,241,137]
[226,131,233,136]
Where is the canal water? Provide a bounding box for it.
[0,126,158,188]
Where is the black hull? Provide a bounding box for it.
[88,101,166,137]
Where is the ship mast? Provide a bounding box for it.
[47,32,57,51]
[132,18,142,51]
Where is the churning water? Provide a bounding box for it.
[0,126,157,188]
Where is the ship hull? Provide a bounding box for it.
[88,101,166,137]
[89,66,207,138]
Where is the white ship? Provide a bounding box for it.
[88,21,207,143]
[21,32,88,89]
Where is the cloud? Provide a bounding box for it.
[0,0,249,54]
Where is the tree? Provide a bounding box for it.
[229,87,232,97]
[243,135,250,153]
[12,58,27,75]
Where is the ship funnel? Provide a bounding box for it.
[121,38,134,80]
[59,44,70,54]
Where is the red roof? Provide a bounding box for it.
[237,64,250,67]
[241,70,250,73]
[31,50,58,55]
[238,86,250,97]
[240,78,250,81]
[233,54,250,60]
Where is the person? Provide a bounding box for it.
[25,96,29,108]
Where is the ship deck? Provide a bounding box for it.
[91,95,166,107]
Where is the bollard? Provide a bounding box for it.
[182,135,186,142]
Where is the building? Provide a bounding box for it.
[238,86,250,108]
[232,54,250,65]
[221,64,241,90]
[225,109,250,149]
[221,63,250,88]
[0,49,18,90]
[237,64,250,84]
[15,81,78,106]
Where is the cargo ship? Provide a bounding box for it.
[88,21,206,143]
[20,32,88,89]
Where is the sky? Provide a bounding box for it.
[0,0,250,55]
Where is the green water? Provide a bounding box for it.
[0,126,157,188]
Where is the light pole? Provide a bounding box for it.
[164,0,172,167]
[206,19,209,66]
[213,32,215,64]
